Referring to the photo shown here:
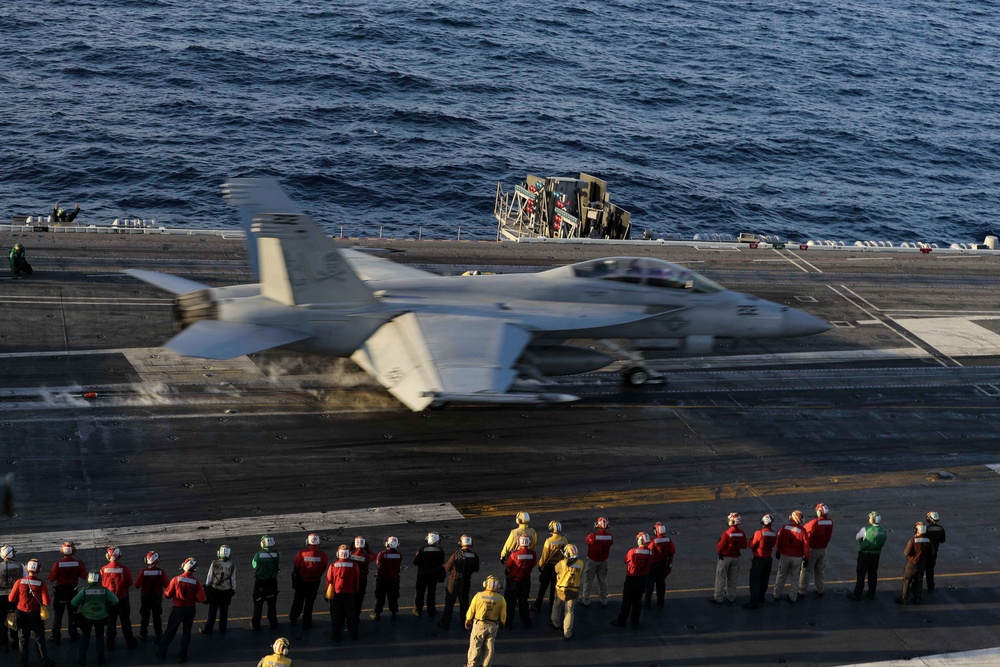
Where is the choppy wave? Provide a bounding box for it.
[1,0,998,243]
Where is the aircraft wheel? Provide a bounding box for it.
[623,367,650,386]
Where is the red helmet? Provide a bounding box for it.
[106,546,121,561]
[145,551,159,567]
[727,513,741,526]
[815,503,829,517]
[636,532,651,547]
[595,517,609,530]
[61,541,76,556]
[653,522,667,536]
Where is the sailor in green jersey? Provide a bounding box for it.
[847,511,888,600]
[251,535,280,631]
[71,571,119,666]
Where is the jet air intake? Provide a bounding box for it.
[174,290,218,328]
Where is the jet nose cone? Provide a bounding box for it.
[782,307,832,337]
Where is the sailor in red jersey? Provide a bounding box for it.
[349,536,376,618]
[9,558,53,666]
[48,541,86,644]
[289,533,328,630]
[799,503,834,597]
[135,551,169,641]
[579,517,613,607]
[100,546,138,649]
[711,512,748,604]
[326,545,360,642]
[156,558,207,663]
[742,514,777,610]
[503,534,536,629]
[644,522,676,609]
[371,536,402,621]
[772,510,810,603]
[611,532,654,629]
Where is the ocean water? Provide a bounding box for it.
[1,0,998,243]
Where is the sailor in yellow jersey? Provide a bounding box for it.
[498,511,537,562]
[551,544,585,639]
[257,637,291,667]
[465,575,507,667]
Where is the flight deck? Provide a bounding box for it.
[1,229,998,666]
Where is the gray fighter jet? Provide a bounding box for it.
[126,179,829,411]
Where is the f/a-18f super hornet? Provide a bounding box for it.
[126,178,830,411]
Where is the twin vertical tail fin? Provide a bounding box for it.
[222,179,375,308]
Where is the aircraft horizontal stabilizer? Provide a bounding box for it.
[164,320,311,360]
[126,269,211,295]
[431,392,579,406]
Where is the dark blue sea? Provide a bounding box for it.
[2,0,998,243]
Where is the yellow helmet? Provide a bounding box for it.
[548,520,561,533]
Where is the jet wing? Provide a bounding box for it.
[165,321,311,360]
[340,248,436,282]
[350,313,554,411]
[126,269,210,295]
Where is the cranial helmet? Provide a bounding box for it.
[815,503,829,517]
[484,575,500,592]
[307,533,321,546]
[181,557,197,572]
[337,545,350,559]
[426,532,440,546]
[106,546,121,561]
[459,535,473,547]
[272,637,290,656]
[654,522,667,536]
[563,544,578,559]
[25,558,40,573]
[761,514,774,526]
[727,513,741,526]
[145,551,159,567]
[548,521,562,533]
[260,535,275,549]
[868,511,881,525]
[0,545,14,560]
[636,532,650,547]
[218,545,231,559]
[595,517,609,530]
[385,536,399,549]
[517,534,531,548]
[790,510,804,524]
[87,571,100,584]
[516,511,530,525]
[61,541,76,556]
[926,511,939,523]
[915,522,927,535]
[354,536,366,550]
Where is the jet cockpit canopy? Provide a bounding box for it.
[569,257,725,293]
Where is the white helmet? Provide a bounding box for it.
[337,545,350,559]
[385,536,399,549]
[727,513,741,526]
[654,522,667,536]
[868,511,881,525]
[106,546,121,561]
[636,532,650,547]
[61,541,76,556]
[915,522,927,535]
[548,521,562,533]
[145,551,159,567]
[926,511,939,523]
[563,544,578,559]
[459,535,473,547]
[515,511,530,525]
[483,575,500,592]
[815,503,829,517]
[517,534,531,548]
[426,532,440,546]
[87,571,100,584]
[307,533,321,546]
[181,557,197,572]
[354,536,366,550]
[217,544,231,559]
[761,514,774,526]
[25,558,40,573]
[272,637,290,656]
[260,535,275,549]
[1,544,15,560]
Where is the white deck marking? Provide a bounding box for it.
[894,318,1000,357]
[838,646,1000,666]
[985,464,1000,475]
[3,503,464,551]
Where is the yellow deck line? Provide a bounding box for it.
[458,465,996,518]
